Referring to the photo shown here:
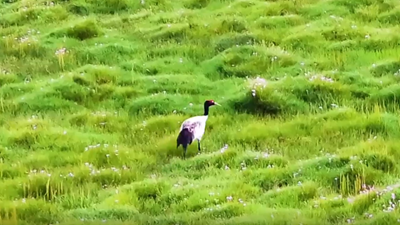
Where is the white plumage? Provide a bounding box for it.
[179,115,208,142]
[176,100,220,159]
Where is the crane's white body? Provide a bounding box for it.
[179,115,209,142]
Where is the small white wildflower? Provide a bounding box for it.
[220,144,228,153]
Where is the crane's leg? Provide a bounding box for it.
[197,140,201,154]
[183,145,188,159]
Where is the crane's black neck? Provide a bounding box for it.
[204,105,210,116]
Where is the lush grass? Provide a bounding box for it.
[1,0,400,224]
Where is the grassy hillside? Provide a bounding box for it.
[2,0,400,224]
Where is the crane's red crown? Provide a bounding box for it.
[204,100,216,106]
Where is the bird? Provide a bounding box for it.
[176,100,221,159]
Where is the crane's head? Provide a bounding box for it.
[205,100,221,107]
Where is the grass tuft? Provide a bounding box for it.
[50,18,102,40]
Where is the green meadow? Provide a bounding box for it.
[2,0,400,224]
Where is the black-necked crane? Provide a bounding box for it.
[176,100,221,159]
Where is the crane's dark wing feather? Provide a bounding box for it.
[177,128,193,148]
[177,120,201,148]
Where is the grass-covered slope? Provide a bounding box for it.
[2,0,400,224]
